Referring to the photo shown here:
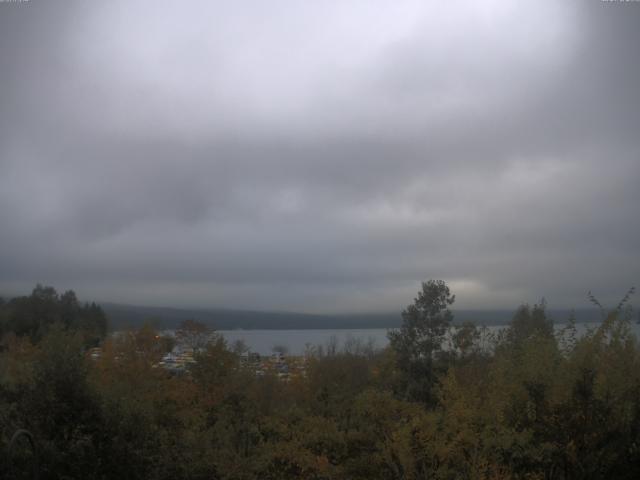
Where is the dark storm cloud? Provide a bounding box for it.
[0,0,638,313]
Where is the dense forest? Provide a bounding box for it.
[1,281,639,479]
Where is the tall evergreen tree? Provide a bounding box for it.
[388,279,455,404]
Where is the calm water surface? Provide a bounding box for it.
[217,322,640,356]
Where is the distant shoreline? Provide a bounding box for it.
[103,301,608,331]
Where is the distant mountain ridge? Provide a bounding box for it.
[101,302,605,331]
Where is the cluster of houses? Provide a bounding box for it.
[239,350,307,381]
[144,345,309,380]
[157,349,196,373]
[88,331,306,380]
[154,347,308,380]
[88,347,102,360]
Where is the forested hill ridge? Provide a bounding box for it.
[101,302,605,330]
[0,287,611,330]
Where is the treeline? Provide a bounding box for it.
[1,282,639,479]
[0,284,107,346]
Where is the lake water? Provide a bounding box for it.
[217,322,640,355]
[218,328,389,355]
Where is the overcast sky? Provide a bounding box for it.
[0,0,638,314]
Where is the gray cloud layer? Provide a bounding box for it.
[1,1,638,313]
